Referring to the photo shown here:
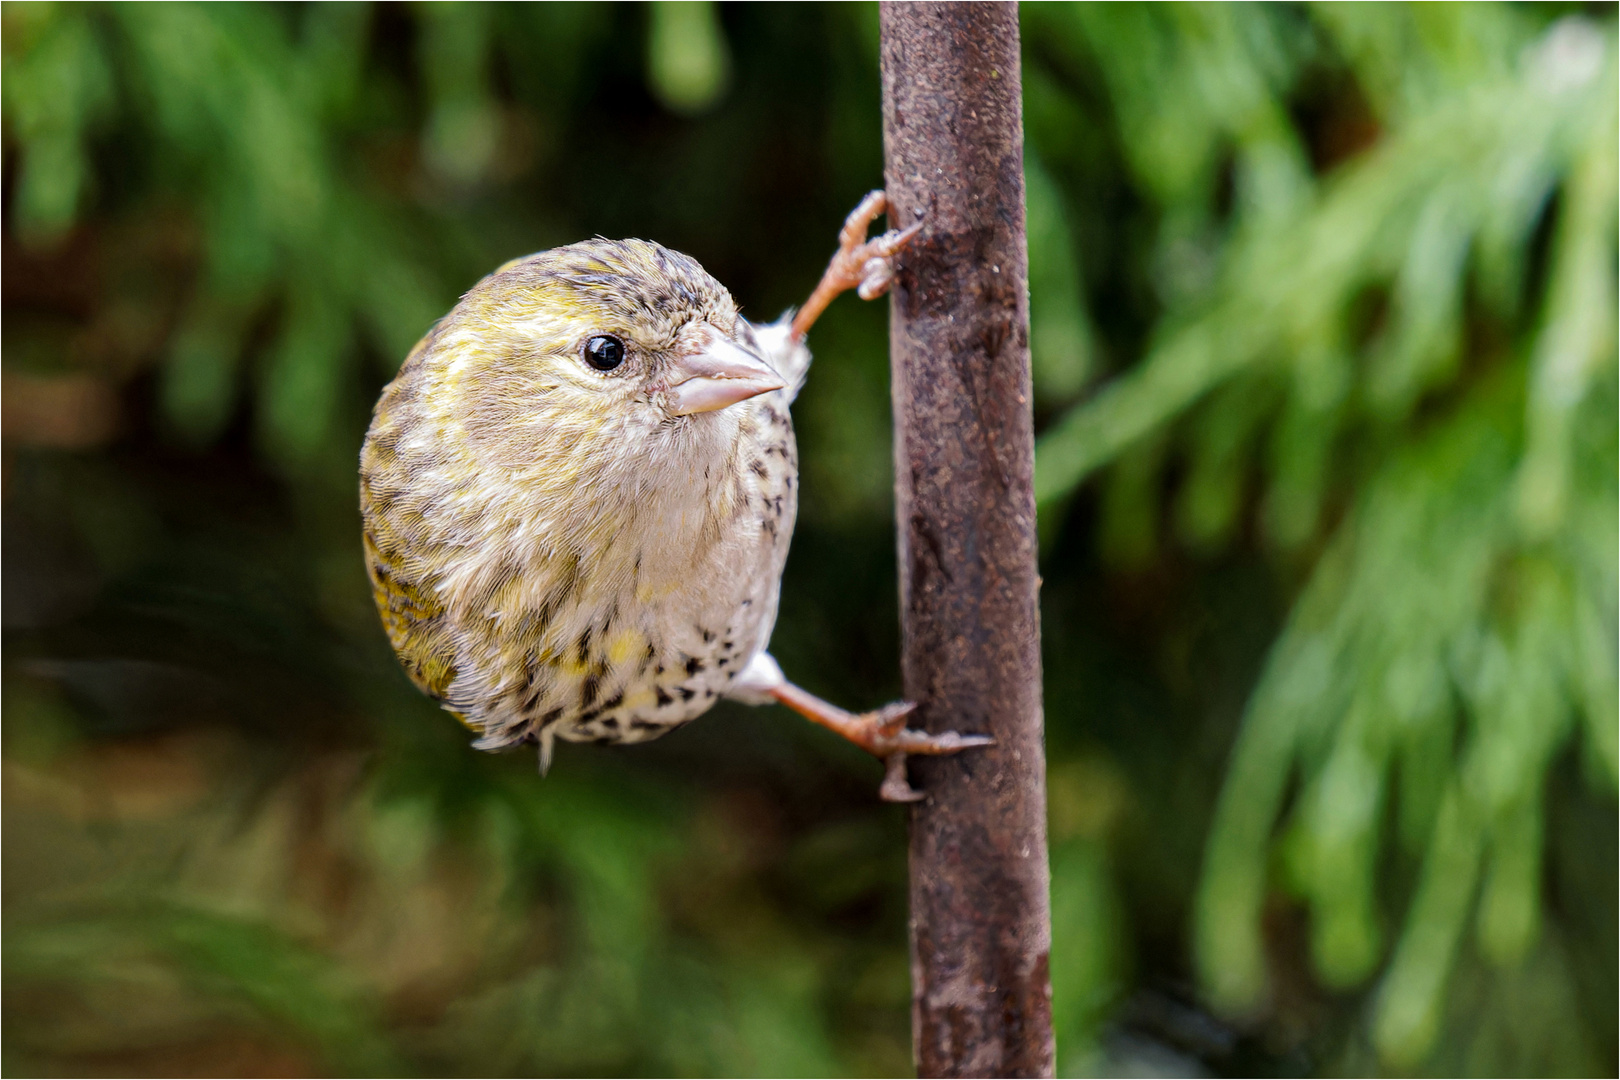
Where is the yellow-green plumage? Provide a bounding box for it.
[360,239,807,765]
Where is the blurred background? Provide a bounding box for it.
[2,3,1614,1076]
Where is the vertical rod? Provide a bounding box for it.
[879,4,1055,1077]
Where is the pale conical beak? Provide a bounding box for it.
[665,324,785,416]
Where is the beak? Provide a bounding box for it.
[665,324,785,416]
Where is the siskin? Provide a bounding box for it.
[360,193,987,801]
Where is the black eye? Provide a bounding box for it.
[584,335,625,371]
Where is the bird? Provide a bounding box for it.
[359,191,988,801]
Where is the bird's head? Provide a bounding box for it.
[419,238,780,466]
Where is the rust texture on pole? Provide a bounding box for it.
[880,4,1054,1077]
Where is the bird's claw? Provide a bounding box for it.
[881,752,927,803]
[835,191,923,303]
[856,254,899,301]
[852,700,991,758]
[852,700,992,804]
[764,681,987,804]
[872,699,916,738]
[790,190,924,339]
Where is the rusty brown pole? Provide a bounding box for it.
[880,4,1054,1077]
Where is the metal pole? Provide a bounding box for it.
[879,4,1055,1076]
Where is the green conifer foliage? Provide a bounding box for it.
[1026,5,1615,1069]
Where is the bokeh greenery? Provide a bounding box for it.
[3,3,1614,1076]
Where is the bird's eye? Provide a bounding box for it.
[583,335,626,372]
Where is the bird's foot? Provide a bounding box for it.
[881,752,925,803]
[767,683,992,803]
[836,190,925,303]
[848,700,995,757]
[790,190,924,340]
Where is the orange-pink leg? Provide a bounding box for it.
[766,681,990,802]
[790,190,924,341]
